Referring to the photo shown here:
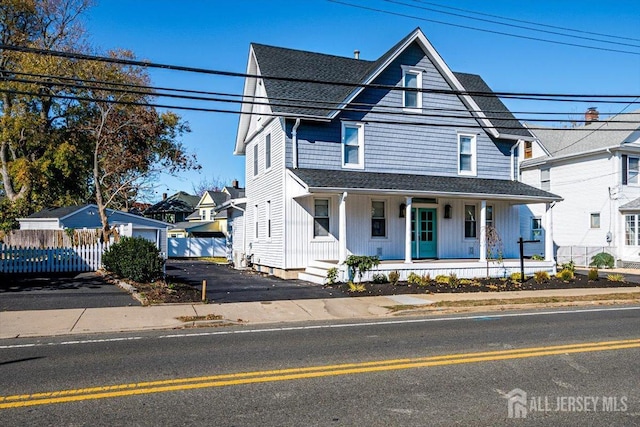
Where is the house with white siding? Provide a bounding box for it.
[233,27,561,283]
[519,108,640,267]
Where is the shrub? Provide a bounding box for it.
[407,272,421,285]
[510,272,527,282]
[590,252,614,269]
[388,270,400,286]
[533,271,550,283]
[448,273,459,288]
[344,255,380,282]
[588,268,600,281]
[531,254,544,261]
[607,273,625,282]
[435,275,449,285]
[326,267,339,285]
[372,273,388,284]
[560,260,575,273]
[347,281,366,292]
[418,274,431,287]
[102,236,164,283]
[556,268,575,281]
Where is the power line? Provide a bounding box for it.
[4,74,640,125]
[0,87,636,132]
[406,0,640,43]
[1,43,639,100]
[327,0,640,56]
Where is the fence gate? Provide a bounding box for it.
[168,237,227,258]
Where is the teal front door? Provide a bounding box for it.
[411,208,437,259]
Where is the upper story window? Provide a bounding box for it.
[371,200,386,237]
[342,122,364,169]
[313,199,330,237]
[402,66,422,110]
[622,155,639,185]
[590,213,600,229]
[265,133,271,170]
[253,143,259,176]
[458,134,477,176]
[540,168,550,191]
[524,141,533,159]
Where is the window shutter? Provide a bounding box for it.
[622,155,628,185]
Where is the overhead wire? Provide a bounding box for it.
[326,0,640,56]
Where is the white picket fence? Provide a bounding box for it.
[168,237,227,258]
[0,242,109,274]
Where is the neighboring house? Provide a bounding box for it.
[233,27,561,282]
[18,204,170,254]
[519,108,640,266]
[215,182,247,265]
[169,181,245,238]
[143,191,200,224]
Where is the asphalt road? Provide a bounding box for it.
[0,272,139,311]
[165,259,340,302]
[1,306,638,426]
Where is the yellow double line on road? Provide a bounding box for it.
[2,338,639,409]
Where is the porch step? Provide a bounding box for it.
[298,271,326,285]
[308,260,339,270]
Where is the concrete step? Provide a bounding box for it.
[308,260,339,270]
[304,266,330,278]
[298,271,325,285]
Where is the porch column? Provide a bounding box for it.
[404,196,412,263]
[479,200,487,262]
[544,202,554,262]
[339,192,348,264]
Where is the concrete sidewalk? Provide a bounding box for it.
[1,286,639,339]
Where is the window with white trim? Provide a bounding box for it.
[541,168,550,191]
[531,217,542,240]
[590,213,600,229]
[254,204,259,239]
[371,200,386,237]
[313,199,330,237]
[523,141,532,159]
[342,122,364,168]
[625,156,639,184]
[458,134,476,175]
[464,205,477,238]
[402,66,422,109]
[626,215,637,245]
[265,133,271,170]
[253,143,258,176]
[266,200,271,238]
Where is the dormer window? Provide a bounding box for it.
[402,66,422,110]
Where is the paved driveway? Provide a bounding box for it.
[165,259,341,303]
[0,272,139,311]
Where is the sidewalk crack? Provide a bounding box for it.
[291,301,313,318]
[70,308,87,332]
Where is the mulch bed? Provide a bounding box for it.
[326,274,638,297]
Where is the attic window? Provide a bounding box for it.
[402,66,422,110]
[524,141,532,159]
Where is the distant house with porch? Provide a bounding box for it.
[143,191,199,224]
[233,28,561,282]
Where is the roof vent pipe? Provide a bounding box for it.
[354,50,360,60]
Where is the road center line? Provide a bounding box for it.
[1,338,639,409]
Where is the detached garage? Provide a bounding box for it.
[18,204,170,256]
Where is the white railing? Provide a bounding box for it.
[0,242,109,274]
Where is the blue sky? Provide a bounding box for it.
[84,0,640,199]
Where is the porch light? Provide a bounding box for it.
[444,204,452,219]
[399,203,406,218]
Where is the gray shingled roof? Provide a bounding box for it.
[26,205,89,219]
[619,197,640,212]
[290,168,560,202]
[144,191,200,214]
[224,186,245,199]
[453,72,532,138]
[525,111,640,162]
[251,29,531,138]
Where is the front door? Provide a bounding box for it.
[411,208,437,259]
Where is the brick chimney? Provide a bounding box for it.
[585,107,599,124]
[162,193,167,200]
[232,179,239,189]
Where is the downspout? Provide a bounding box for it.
[229,202,247,266]
[292,118,301,169]
[510,139,523,181]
